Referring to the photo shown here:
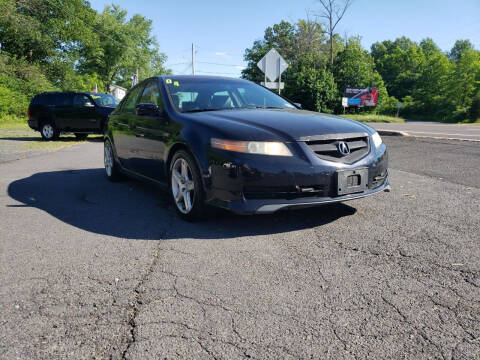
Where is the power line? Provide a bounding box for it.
[195,45,245,58]
[196,70,241,76]
[165,62,190,67]
[196,61,245,68]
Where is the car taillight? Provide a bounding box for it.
[27,107,31,120]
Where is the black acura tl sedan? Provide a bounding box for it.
[104,75,389,220]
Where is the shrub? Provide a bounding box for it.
[468,92,480,121]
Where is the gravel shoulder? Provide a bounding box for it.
[0,123,100,164]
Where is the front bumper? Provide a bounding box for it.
[210,177,390,214]
[205,142,389,214]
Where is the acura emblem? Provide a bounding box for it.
[338,141,350,155]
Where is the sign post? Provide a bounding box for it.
[257,48,288,94]
[342,97,348,114]
[396,102,403,118]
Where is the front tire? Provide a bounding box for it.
[104,139,122,182]
[40,122,59,141]
[169,150,205,221]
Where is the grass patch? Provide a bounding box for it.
[0,119,84,152]
[340,114,405,123]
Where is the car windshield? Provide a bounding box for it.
[89,93,120,107]
[164,78,295,113]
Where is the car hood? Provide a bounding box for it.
[193,108,373,141]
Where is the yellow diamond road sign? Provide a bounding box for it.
[257,48,288,82]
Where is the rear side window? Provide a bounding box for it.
[49,94,71,106]
[73,94,94,107]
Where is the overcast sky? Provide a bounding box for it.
[89,0,480,77]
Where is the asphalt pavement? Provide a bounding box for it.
[0,137,479,359]
[367,121,480,141]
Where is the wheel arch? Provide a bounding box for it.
[165,142,207,191]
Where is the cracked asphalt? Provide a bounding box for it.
[0,136,479,359]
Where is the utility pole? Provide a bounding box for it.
[191,43,195,75]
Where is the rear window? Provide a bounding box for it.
[31,94,45,105]
[50,94,71,106]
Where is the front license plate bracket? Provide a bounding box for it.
[337,168,368,195]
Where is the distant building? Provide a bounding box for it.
[110,84,126,100]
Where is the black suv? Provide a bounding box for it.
[27,91,119,140]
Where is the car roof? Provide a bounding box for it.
[36,91,110,96]
[84,92,111,96]
[154,75,248,82]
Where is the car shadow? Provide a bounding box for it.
[7,168,357,240]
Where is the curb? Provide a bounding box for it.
[377,130,409,137]
[377,130,480,142]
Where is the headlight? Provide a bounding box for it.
[211,138,292,156]
[371,132,382,148]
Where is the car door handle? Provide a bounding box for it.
[135,133,145,137]
[89,119,97,122]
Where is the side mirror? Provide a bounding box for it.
[136,103,160,117]
[85,102,95,108]
[293,102,302,109]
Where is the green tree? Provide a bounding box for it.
[241,21,296,83]
[371,37,425,100]
[449,49,480,109]
[468,91,480,121]
[333,39,388,112]
[80,5,168,90]
[413,51,453,118]
[0,52,53,118]
[0,0,97,62]
[284,54,337,112]
[448,40,474,62]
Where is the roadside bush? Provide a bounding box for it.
[0,52,54,119]
[377,96,399,116]
[468,92,480,121]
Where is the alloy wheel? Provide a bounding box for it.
[42,124,54,139]
[171,158,195,214]
[104,142,113,177]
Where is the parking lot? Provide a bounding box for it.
[0,135,479,359]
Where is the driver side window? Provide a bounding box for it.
[73,95,93,107]
[123,85,143,112]
[139,81,163,109]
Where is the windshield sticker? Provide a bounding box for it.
[166,79,172,84]
[174,81,180,87]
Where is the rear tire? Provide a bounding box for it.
[40,122,59,141]
[169,150,206,221]
[75,133,88,140]
[104,139,122,182]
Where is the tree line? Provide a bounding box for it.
[0,0,168,121]
[241,20,480,122]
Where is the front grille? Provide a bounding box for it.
[244,185,325,200]
[303,132,370,164]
